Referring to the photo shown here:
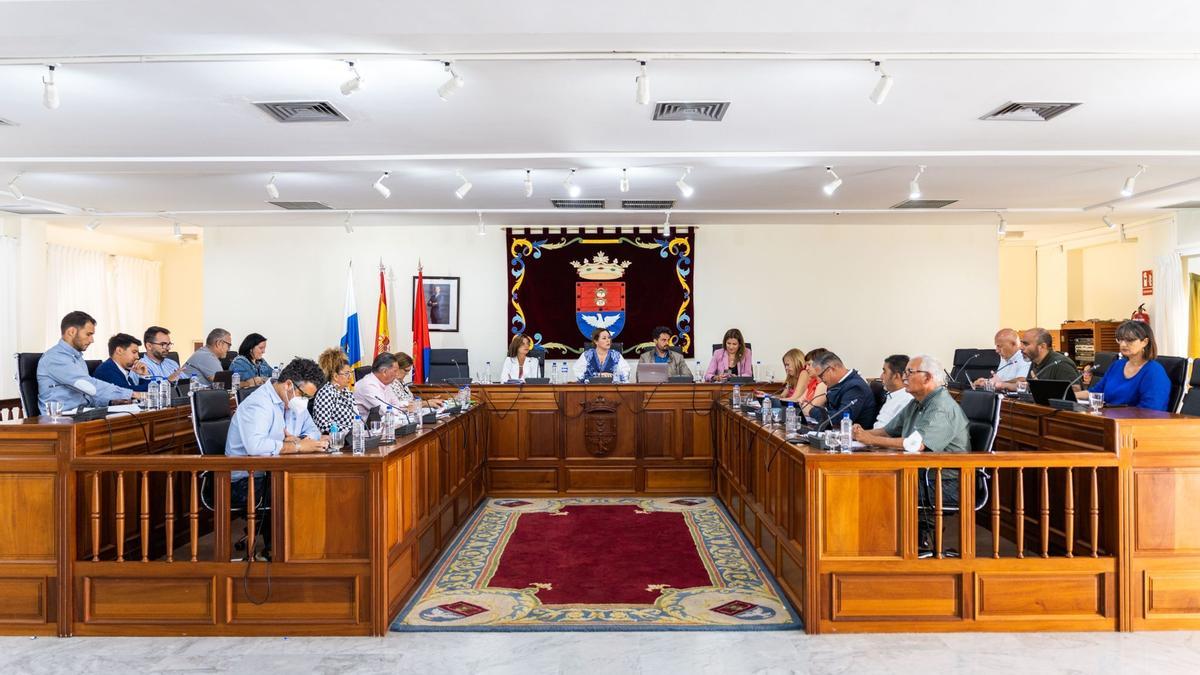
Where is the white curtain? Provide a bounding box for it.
[0,236,19,398]
[1154,253,1188,358]
[45,244,161,360]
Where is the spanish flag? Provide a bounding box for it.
[374,265,391,358]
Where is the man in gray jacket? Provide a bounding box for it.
[637,326,693,379]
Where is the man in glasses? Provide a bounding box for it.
[800,351,877,428]
[141,325,187,382]
[183,328,233,386]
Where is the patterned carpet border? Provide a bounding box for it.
[391,497,802,632]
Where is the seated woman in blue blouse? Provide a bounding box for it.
[230,333,273,387]
[1077,320,1171,411]
[572,328,631,382]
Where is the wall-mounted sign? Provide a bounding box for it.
[1142,269,1154,296]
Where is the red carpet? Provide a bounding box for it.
[486,504,712,604]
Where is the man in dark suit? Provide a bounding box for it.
[93,333,152,393]
[800,351,877,428]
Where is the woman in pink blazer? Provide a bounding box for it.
[705,328,754,382]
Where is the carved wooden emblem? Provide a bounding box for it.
[583,395,619,457]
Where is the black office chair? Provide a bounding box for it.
[1156,356,1189,413]
[950,348,1001,385]
[167,350,181,365]
[86,359,101,375]
[15,352,43,418]
[354,365,373,382]
[1092,352,1118,378]
[236,385,259,403]
[959,389,1003,454]
[190,388,265,552]
[219,354,235,370]
[530,346,547,377]
[868,379,887,426]
[1180,358,1200,417]
[428,348,470,383]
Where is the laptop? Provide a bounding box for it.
[1027,379,1073,406]
[637,363,669,384]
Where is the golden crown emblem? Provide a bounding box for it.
[570,251,631,280]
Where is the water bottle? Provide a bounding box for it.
[562,363,570,383]
[189,377,200,395]
[761,395,772,425]
[755,360,763,381]
[785,403,798,436]
[415,397,424,428]
[230,371,241,393]
[457,385,467,406]
[840,413,853,452]
[484,361,492,384]
[382,406,395,443]
[161,378,171,407]
[463,383,471,408]
[694,361,702,383]
[351,415,366,455]
[147,377,160,409]
[271,364,281,381]
[732,384,741,408]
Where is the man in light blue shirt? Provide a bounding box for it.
[140,325,187,382]
[36,311,140,414]
[225,357,328,558]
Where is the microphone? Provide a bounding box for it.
[1060,372,1086,401]
[951,353,982,386]
[451,358,465,382]
[815,397,861,433]
[1028,357,1068,381]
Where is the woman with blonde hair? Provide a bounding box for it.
[773,348,812,403]
[310,347,356,434]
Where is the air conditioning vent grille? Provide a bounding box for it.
[891,199,958,209]
[653,101,730,122]
[980,101,1082,122]
[268,201,333,210]
[254,101,349,123]
[621,200,676,210]
[551,199,605,209]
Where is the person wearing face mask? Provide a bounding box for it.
[225,357,329,559]
[37,310,140,413]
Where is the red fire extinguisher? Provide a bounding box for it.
[1132,303,1150,323]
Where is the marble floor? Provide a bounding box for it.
[2,630,1200,674]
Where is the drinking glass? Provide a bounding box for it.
[824,430,840,453]
[369,421,382,437]
[1089,391,1105,415]
[46,401,63,420]
[1016,381,1029,396]
[328,430,346,453]
[772,407,783,425]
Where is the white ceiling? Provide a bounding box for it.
[1,0,1199,240]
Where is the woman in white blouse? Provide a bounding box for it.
[500,334,541,382]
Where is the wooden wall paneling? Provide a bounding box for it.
[283,472,371,562]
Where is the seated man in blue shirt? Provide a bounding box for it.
[37,310,141,414]
[94,333,152,393]
[140,325,186,383]
[800,351,877,428]
[226,357,329,558]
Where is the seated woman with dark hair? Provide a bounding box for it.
[705,328,753,382]
[572,328,631,382]
[1076,320,1171,411]
[310,348,356,434]
[500,334,541,382]
[390,352,444,409]
[229,333,272,386]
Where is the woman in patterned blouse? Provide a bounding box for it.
[311,348,356,433]
[390,352,443,409]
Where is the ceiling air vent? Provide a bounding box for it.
[0,205,64,215]
[653,101,729,122]
[551,199,605,209]
[1160,201,1200,209]
[254,101,349,123]
[268,201,333,210]
[621,200,675,210]
[980,101,1081,122]
[891,199,958,209]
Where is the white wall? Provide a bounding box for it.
[202,222,1000,378]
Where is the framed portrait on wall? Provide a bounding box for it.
[414,275,460,332]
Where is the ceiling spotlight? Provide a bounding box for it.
[339,61,364,96]
[437,62,464,101]
[675,167,694,198]
[1103,207,1117,229]
[822,167,842,196]
[477,211,487,236]
[635,61,650,105]
[523,170,534,198]
[563,169,581,198]
[661,211,671,238]
[172,221,183,241]
[1120,224,1129,243]
[85,219,100,231]
[374,171,392,199]
[42,65,60,109]
[265,174,279,200]
[343,212,354,234]
[1121,164,1147,197]
[868,61,893,105]
[6,174,23,201]
[996,212,1008,239]
[619,168,630,193]
[454,171,472,199]
[908,165,926,200]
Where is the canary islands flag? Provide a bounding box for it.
[340,264,363,369]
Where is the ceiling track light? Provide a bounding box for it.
[661,211,671,238]
[523,169,533,198]
[868,60,893,105]
[454,170,472,199]
[265,174,279,200]
[635,61,650,105]
[1121,164,1147,197]
[42,65,59,109]
[675,167,694,198]
[996,211,1008,239]
[85,218,100,232]
[563,169,581,198]
[619,168,630,193]
[822,167,842,196]
[343,212,354,234]
[374,171,392,199]
[7,173,23,201]
[477,211,487,236]
[1102,207,1117,229]
[438,61,464,101]
[339,60,364,96]
[908,165,926,200]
